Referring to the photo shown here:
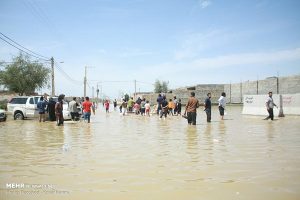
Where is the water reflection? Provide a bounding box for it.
[185,126,199,164]
[0,106,300,200]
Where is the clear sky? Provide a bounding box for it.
[1,0,300,98]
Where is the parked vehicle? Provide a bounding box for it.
[50,97,82,120]
[0,109,7,122]
[6,96,82,120]
[7,96,40,120]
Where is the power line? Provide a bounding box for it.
[136,81,154,85]
[22,0,61,39]
[54,61,82,85]
[0,34,49,61]
[89,80,133,83]
[0,32,50,60]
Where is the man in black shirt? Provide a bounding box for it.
[159,96,168,119]
[204,93,212,122]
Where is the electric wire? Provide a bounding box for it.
[0,35,49,61]
[54,61,82,85]
[0,32,50,60]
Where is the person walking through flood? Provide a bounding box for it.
[37,96,47,122]
[218,92,226,120]
[145,100,151,117]
[104,100,110,113]
[113,99,117,110]
[168,98,175,116]
[140,98,146,116]
[69,97,79,121]
[127,97,134,112]
[173,96,178,115]
[55,94,65,126]
[177,99,182,115]
[82,96,93,123]
[184,92,200,125]
[92,102,96,115]
[121,99,128,116]
[134,102,140,115]
[157,94,163,115]
[204,93,212,122]
[159,96,168,119]
[264,91,278,120]
[47,97,56,121]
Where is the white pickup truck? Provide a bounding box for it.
[7,96,40,120]
[7,96,72,120]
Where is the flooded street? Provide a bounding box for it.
[0,105,300,200]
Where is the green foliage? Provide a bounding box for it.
[154,79,169,93]
[0,100,7,110]
[0,53,50,96]
[124,93,129,101]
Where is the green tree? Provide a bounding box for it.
[161,81,169,93]
[154,79,168,93]
[154,79,162,93]
[0,53,50,95]
[124,93,129,102]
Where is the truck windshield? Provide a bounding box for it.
[9,98,27,104]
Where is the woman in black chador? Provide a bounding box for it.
[47,97,56,121]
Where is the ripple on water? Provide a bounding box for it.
[1,107,300,199]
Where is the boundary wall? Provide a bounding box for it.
[242,94,300,116]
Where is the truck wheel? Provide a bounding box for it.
[14,112,24,120]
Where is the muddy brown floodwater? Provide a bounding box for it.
[0,105,300,200]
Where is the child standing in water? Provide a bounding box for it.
[140,98,146,116]
[168,99,175,116]
[145,100,151,117]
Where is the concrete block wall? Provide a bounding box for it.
[242,94,300,116]
[258,78,278,94]
[224,83,242,103]
[243,80,258,95]
[279,75,300,94]
[138,84,224,105]
[195,84,224,103]
[225,74,300,103]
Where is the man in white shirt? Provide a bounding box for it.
[264,92,277,120]
[218,92,226,120]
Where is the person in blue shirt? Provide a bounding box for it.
[156,94,163,115]
[37,96,47,122]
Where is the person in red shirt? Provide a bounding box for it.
[82,96,93,123]
[104,100,110,113]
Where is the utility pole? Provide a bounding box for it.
[51,57,55,96]
[229,81,231,104]
[240,79,243,103]
[84,66,87,97]
[134,79,137,99]
[96,84,99,99]
[277,71,279,94]
[100,84,102,100]
[256,75,259,94]
[92,86,94,99]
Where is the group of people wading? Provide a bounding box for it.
[35,91,277,126]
